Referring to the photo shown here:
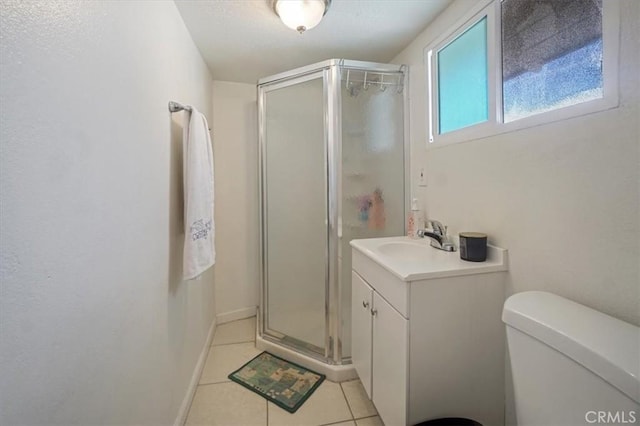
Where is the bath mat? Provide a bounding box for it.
[228,351,325,413]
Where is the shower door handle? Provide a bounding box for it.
[362,301,369,309]
[370,308,378,317]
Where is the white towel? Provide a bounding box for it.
[182,107,215,280]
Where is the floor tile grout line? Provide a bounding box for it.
[318,418,358,426]
[197,379,233,387]
[339,381,356,420]
[186,319,264,425]
[183,342,215,425]
[211,338,256,347]
[354,414,379,421]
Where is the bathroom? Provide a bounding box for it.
[0,0,638,425]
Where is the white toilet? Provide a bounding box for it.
[503,291,639,426]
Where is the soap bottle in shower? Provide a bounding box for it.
[407,198,422,239]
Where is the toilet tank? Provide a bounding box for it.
[503,291,639,426]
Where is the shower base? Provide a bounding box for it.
[256,333,357,382]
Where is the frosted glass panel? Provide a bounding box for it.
[264,76,326,352]
[502,0,603,122]
[340,69,405,358]
[438,17,488,134]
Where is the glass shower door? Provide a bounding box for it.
[261,72,327,355]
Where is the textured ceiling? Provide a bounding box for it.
[175,0,452,83]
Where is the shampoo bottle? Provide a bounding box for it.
[407,198,422,239]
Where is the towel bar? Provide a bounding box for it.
[169,101,211,131]
[168,101,191,113]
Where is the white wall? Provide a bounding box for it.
[211,81,259,321]
[0,2,215,425]
[393,0,639,326]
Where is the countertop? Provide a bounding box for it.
[350,236,508,282]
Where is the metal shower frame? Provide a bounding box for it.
[257,59,410,366]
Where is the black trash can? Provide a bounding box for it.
[414,418,481,426]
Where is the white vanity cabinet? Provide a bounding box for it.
[350,237,508,426]
[351,271,374,397]
[352,271,408,426]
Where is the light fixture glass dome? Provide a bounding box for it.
[274,0,331,34]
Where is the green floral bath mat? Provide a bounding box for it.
[228,351,325,413]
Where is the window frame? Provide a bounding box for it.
[424,0,620,148]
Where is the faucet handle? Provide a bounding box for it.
[429,220,446,236]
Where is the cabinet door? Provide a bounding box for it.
[372,292,408,426]
[351,271,373,398]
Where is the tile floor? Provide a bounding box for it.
[185,317,383,426]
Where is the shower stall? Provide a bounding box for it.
[257,59,407,380]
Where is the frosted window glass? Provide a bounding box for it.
[437,17,488,134]
[502,0,603,123]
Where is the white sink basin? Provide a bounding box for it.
[377,241,433,261]
[350,236,508,282]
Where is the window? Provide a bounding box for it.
[438,17,489,134]
[425,0,619,146]
[501,0,604,122]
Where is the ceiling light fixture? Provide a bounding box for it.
[273,0,332,34]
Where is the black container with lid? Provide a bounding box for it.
[459,232,487,262]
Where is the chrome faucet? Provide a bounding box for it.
[417,220,457,252]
